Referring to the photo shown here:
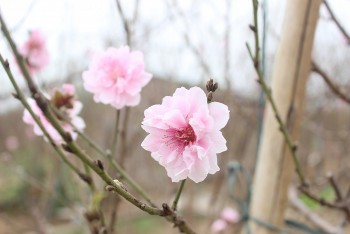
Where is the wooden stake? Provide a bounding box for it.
[249,0,321,233]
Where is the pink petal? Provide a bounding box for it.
[209,102,230,130]
[163,109,187,129]
[210,131,227,153]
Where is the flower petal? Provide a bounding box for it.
[209,102,230,130]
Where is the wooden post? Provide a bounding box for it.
[249,0,322,233]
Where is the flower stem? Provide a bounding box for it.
[111,110,121,158]
[172,179,186,211]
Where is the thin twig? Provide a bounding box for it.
[328,173,343,202]
[172,180,186,211]
[289,187,343,234]
[9,0,37,32]
[111,110,121,159]
[167,0,212,78]
[324,0,350,44]
[327,173,350,219]
[108,195,121,234]
[118,107,130,166]
[299,186,344,210]
[111,2,133,230]
[312,61,350,105]
[115,0,132,46]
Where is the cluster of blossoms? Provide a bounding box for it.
[19,30,49,74]
[21,39,230,185]
[23,84,85,143]
[82,46,152,109]
[141,86,229,183]
[211,207,240,233]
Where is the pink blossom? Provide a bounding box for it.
[19,30,49,74]
[5,136,19,152]
[141,87,229,183]
[82,46,152,109]
[211,219,227,233]
[23,84,85,143]
[220,207,240,223]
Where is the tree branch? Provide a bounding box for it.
[311,61,350,105]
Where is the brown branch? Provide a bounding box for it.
[108,196,121,234]
[115,0,132,46]
[324,0,350,45]
[327,173,343,202]
[311,61,350,105]
[289,187,344,234]
[299,186,347,211]
[327,173,350,220]
[1,11,197,234]
[166,0,212,78]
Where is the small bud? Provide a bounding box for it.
[95,160,104,170]
[84,210,100,222]
[79,173,92,185]
[206,79,214,92]
[162,203,172,216]
[206,79,218,93]
[12,93,20,99]
[4,59,9,68]
[113,179,127,192]
[62,143,73,153]
[106,185,114,192]
[64,132,73,142]
[213,82,218,92]
[140,203,146,209]
[249,24,256,32]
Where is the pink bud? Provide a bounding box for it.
[220,207,240,223]
[211,219,227,233]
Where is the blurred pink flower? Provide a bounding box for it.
[82,46,152,109]
[141,87,229,183]
[220,207,240,223]
[19,30,49,74]
[5,136,19,152]
[23,84,85,143]
[211,219,227,233]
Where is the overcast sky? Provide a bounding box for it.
[1,0,350,113]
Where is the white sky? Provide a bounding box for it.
[1,0,350,113]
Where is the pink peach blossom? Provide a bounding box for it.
[82,46,152,109]
[23,84,85,143]
[19,30,49,74]
[220,207,240,223]
[211,219,227,233]
[141,87,229,183]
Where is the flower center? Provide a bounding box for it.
[174,125,196,146]
[163,125,197,152]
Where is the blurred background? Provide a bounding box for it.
[0,0,350,233]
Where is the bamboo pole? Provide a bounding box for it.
[249,0,322,233]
